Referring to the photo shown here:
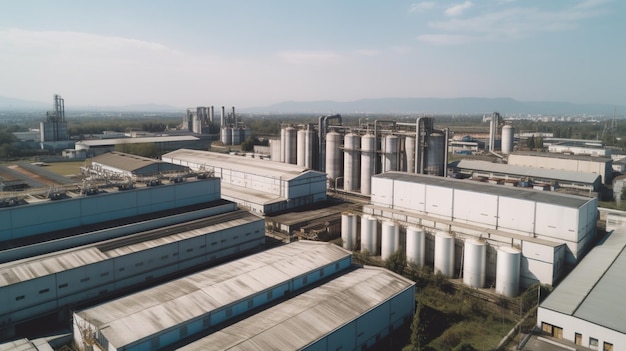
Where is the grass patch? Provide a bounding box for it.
[39,161,85,177]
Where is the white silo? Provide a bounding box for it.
[341,212,357,250]
[381,221,400,261]
[406,226,425,267]
[325,131,343,183]
[343,133,361,192]
[425,132,446,176]
[463,239,487,288]
[280,127,286,163]
[405,136,416,173]
[270,139,281,162]
[231,127,241,145]
[284,127,297,164]
[297,129,306,167]
[304,127,316,169]
[221,127,232,145]
[360,134,376,195]
[434,231,455,277]
[496,247,521,297]
[501,125,514,154]
[383,135,399,172]
[361,215,378,255]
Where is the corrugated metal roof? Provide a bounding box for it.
[162,149,324,181]
[457,159,600,184]
[178,266,414,351]
[76,135,198,147]
[374,172,594,209]
[91,151,161,172]
[540,229,626,333]
[510,151,611,162]
[75,241,351,348]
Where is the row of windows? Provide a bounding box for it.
[543,323,613,351]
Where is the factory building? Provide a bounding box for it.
[90,151,190,179]
[178,266,415,351]
[537,229,626,350]
[455,159,601,193]
[72,242,365,351]
[359,172,597,294]
[74,135,204,157]
[161,149,327,215]
[508,151,612,185]
[548,142,610,157]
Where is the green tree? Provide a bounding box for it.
[410,299,427,351]
[526,135,535,150]
[384,247,407,275]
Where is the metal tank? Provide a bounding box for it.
[501,125,514,154]
[304,126,316,169]
[381,221,399,261]
[284,127,297,164]
[404,136,416,173]
[297,129,307,167]
[231,127,241,145]
[463,239,487,288]
[434,231,455,277]
[360,134,376,195]
[361,215,378,255]
[341,212,357,250]
[406,226,425,267]
[221,127,232,145]
[270,139,281,162]
[343,133,361,191]
[425,132,445,176]
[325,131,343,183]
[495,247,521,297]
[280,127,286,163]
[383,135,399,172]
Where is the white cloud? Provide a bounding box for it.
[409,2,435,13]
[445,1,473,17]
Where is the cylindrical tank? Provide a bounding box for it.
[383,135,399,172]
[270,139,281,162]
[434,231,455,277]
[496,247,521,297]
[406,226,425,267]
[501,125,514,154]
[280,127,286,163]
[221,127,232,145]
[425,132,445,176]
[405,136,416,173]
[463,239,486,288]
[341,212,357,250]
[297,129,307,167]
[381,221,400,261]
[304,127,316,169]
[325,131,343,182]
[284,127,297,164]
[343,133,361,191]
[231,127,241,145]
[361,215,378,255]
[360,134,376,195]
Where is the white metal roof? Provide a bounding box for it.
[510,151,611,163]
[76,135,198,147]
[374,172,594,209]
[162,149,323,181]
[457,159,600,185]
[540,229,626,334]
[75,241,351,349]
[178,266,415,351]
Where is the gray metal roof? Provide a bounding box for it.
[91,151,188,173]
[178,266,414,351]
[162,149,324,181]
[76,135,198,147]
[75,241,351,349]
[456,159,600,184]
[374,172,594,209]
[540,229,626,334]
[510,151,611,163]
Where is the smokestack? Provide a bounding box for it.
[209,106,214,123]
[221,106,225,127]
[232,106,236,122]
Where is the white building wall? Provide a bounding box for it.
[425,185,453,219]
[497,197,536,234]
[453,190,498,228]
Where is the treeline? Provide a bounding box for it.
[68,119,180,137]
[0,126,18,158]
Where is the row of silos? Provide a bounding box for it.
[341,214,521,296]
[221,127,250,145]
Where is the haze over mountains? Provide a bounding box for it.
[0,95,623,116]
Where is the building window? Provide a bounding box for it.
[604,342,613,351]
[100,272,109,277]
[590,337,598,349]
[186,248,193,253]
[119,267,125,272]
[15,295,25,301]
[39,288,49,294]
[135,262,144,267]
[58,283,68,289]
[161,255,169,260]
[575,333,582,345]
[80,277,90,283]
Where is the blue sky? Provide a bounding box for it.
[0,0,623,108]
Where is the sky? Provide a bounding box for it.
[0,0,624,109]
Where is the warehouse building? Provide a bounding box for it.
[72,242,355,351]
[455,159,601,193]
[162,149,327,215]
[178,266,415,351]
[537,229,626,350]
[508,151,612,185]
[74,135,205,157]
[360,172,597,292]
[89,151,190,179]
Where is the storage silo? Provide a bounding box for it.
[343,133,361,191]
[341,212,357,250]
[231,127,241,145]
[425,132,445,176]
[304,126,316,169]
[284,127,297,164]
[297,129,306,167]
[221,127,232,145]
[361,215,378,255]
[501,125,514,154]
[360,134,376,195]
[325,131,343,183]
[463,239,486,288]
[280,127,286,163]
[495,247,521,297]
[383,135,399,172]
[270,139,281,162]
[381,221,399,260]
[405,136,416,173]
[434,231,455,277]
[406,226,425,267]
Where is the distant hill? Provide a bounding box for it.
[242,97,624,115]
[0,96,49,111]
